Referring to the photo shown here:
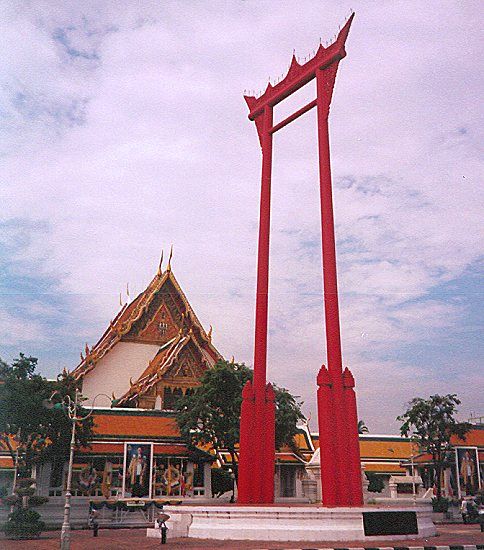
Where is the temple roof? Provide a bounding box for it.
[116,333,211,405]
[71,259,222,403]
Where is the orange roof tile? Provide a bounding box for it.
[359,439,414,459]
[0,457,14,468]
[364,463,405,473]
[451,428,484,447]
[93,413,180,438]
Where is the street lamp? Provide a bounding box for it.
[44,388,111,550]
[228,468,236,503]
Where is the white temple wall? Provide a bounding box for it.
[81,341,160,406]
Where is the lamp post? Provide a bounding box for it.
[229,468,236,503]
[44,389,111,550]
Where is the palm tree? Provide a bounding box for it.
[358,420,369,434]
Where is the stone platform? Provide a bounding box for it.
[146,505,436,542]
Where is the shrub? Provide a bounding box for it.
[2,508,45,539]
[431,496,449,512]
[211,468,233,498]
[365,472,384,493]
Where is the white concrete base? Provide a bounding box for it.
[146,505,436,541]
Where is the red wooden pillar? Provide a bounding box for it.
[317,365,336,504]
[343,368,364,505]
[238,106,276,504]
[239,13,361,506]
[238,380,255,503]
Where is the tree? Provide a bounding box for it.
[0,354,94,480]
[365,472,384,493]
[175,360,305,470]
[358,420,369,434]
[397,394,471,500]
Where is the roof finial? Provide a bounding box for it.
[126,282,130,299]
[207,325,213,342]
[85,343,90,356]
[167,244,173,272]
[157,249,164,277]
[119,292,123,306]
[230,356,235,364]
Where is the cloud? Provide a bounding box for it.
[0,0,482,432]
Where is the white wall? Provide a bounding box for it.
[81,341,160,406]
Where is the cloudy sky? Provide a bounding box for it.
[1,1,482,432]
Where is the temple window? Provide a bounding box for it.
[163,387,183,410]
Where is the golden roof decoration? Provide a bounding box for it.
[71,260,221,381]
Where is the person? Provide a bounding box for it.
[461,496,478,523]
[460,450,476,495]
[127,447,147,497]
[101,461,113,499]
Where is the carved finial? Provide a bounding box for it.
[126,282,130,298]
[85,343,89,355]
[157,249,164,277]
[111,392,116,401]
[119,292,123,306]
[230,356,235,364]
[129,377,134,386]
[167,244,173,272]
[207,325,213,342]
[80,352,84,361]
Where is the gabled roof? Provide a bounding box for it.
[116,333,211,406]
[72,266,221,382]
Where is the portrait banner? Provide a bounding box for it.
[455,446,480,498]
[122,442,153,499]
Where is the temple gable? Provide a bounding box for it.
[71,262,222,410]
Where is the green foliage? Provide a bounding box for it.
[175,360,305,464]
[176,361,252,457]
[365,472,384,493]
[0,354,94,477]
[273,385,305,450]
[431,496,449,512]
[211,468,233,498]
[397,394,471,499]
[2,507,45,539]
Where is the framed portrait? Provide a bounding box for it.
[122,442,154,499]
[455,446,481,498]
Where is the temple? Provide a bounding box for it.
[72,255,221,410]
[41,257,222,500]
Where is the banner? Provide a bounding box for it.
[122,442,153,498]
[455,446,480,498]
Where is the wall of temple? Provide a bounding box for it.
[81,341,160,406]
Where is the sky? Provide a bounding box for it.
[1,0,482,433]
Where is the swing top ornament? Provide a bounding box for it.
[244,12,354,128]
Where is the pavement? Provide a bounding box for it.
[0,524,483,550]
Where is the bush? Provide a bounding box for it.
[2,508,45,539]
[211,468,233,498]
[365,472,384,493]
[431,496,449,512]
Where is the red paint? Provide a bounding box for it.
[239,12,362,506]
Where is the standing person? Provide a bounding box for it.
[460,451,476,495]
[128,447,147,497]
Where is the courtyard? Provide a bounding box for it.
[0,524,483,550]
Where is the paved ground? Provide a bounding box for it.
[0,524,483,549]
